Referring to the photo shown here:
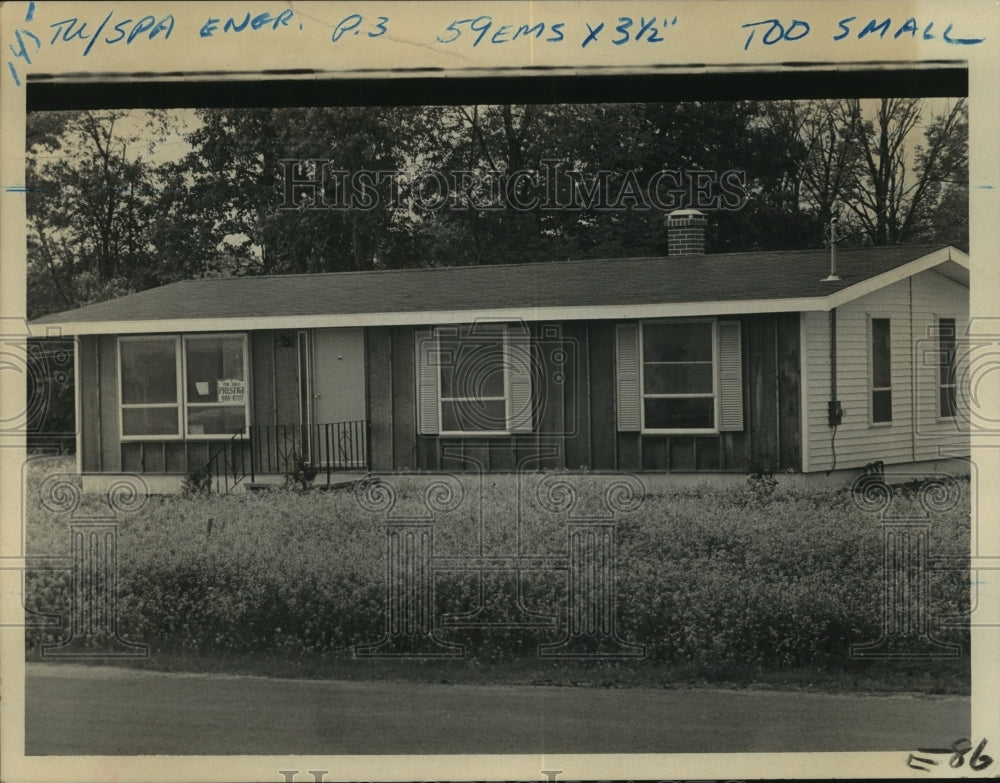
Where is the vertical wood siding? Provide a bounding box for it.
[88,316,804,477]
[251,330,276,426]
[97,335,121,471]
[562,321,591,468]
[272,331,301,424]
[588,321,619,469]
[366,327,395,471]
[391,326,417,469]
[369,315,799,473]
[78,336,101,473]
[803,270,969,472]
[626,313,799,472]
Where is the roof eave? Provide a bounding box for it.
[824,245,969,309]
[29,245,968,336]
[29,295,833,336]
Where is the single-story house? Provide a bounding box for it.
[31,211,970,493]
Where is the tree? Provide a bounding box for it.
[908,101,969,248]
[169,106,423,275]
[746,98,968,249]
[834,98,968,246]
[765,100,854,233]
[402,101,812,261]
[27,99,968,321]
[26,109,178,318]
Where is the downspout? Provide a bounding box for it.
[829,308,838,400]
[824,215,842,475]
[96,339,103,473]
[74,338,82,476]
[774,321,781,469]
[826,307,839,475]
[909,277,917,463]
[799,313,809,473]
[271,334,278,426]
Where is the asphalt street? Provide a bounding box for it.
[25,662,969,755]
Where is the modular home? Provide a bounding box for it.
[32,211,970,493]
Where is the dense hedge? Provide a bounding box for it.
[24,462,971,670]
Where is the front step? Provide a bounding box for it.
[241,472,370,494]
[245,482,277,493]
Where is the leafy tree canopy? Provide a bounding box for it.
[26,99,968,320]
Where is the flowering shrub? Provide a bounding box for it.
[282,453,318,492]
[617,483,970,668]
[23,460,970,672]
[181,465,212,497]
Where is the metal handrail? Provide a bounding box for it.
[203,420,369,493]
[204,429,251,495]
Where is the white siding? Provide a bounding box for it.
[803,270,969,472]
[911,270,970,461]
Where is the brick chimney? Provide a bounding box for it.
[666,209,707,256]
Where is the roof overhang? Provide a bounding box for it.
[29,246,969,337]
[824,246,969,308]
[27,297,829,336]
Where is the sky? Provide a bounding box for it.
[29,98,965,170]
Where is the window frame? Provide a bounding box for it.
[181,333,251,440]
[117,335,183,442]
[936,315,958,421]
[639,318,719,435]
[118,333,250,442]
[869,315,893,426]
[436,324,512,437]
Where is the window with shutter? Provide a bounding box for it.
[641,320,715,433]
[416,323,533,436]
[507,326,534,433]
[717,320,744,432]
[616,324,641,432]
[619,318,744,434]
[415,328,440,435]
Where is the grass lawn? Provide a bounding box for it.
[43,646,968,696]
[22,454,972,694]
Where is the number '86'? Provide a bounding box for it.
[951,738,993,770]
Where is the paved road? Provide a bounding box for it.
[25,663,969,755]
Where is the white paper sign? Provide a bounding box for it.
[216,378,246,404]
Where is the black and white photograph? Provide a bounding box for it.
[2,1,998,781]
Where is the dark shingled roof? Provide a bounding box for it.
[35,244,952,325]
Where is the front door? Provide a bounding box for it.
[309,328,367,467]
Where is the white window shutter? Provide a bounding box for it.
[616,323,641,432]
[507,326,533,433]
[717,320,744,432]
[415,328,440,435]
